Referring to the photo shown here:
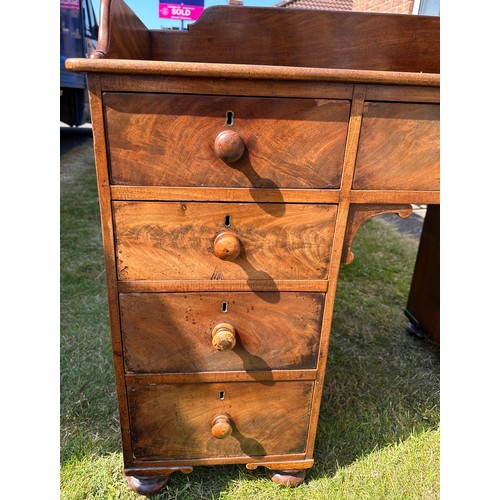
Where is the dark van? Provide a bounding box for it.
[60,0,98,126]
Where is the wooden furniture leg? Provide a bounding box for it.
[404,204,440,342]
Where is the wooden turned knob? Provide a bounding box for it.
[211,413,232,439]
[214,232,241,261]
[214,130,245,163]
[212,323,236,351]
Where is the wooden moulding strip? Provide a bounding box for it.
[86,75,134,463]
[305,84,368,457]
[65,58,440,87]
[110,186,341,204]
[245,459,314,470]
[117,280,329,293]
[100,74,355,100]
[350,190,440,205]
[365,84,440,103]
[110,187,439,205]
[123,454,307,473]
[125,370,317,384]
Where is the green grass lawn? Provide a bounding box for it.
[60,140,439,499]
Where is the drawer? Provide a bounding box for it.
[120,292,324,373]
[103,93,350,189]
[353,102,440,191]
[113,201,337,281]
[127,381,314,460]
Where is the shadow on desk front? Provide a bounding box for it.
[61,148,439,494]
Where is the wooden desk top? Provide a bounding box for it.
[66,2,439,87]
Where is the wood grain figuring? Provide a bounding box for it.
[354,102,440,191]
[151,7,439,73]
[113,202,337,281]
[127,381,314,459]
[87,4,439,73]
[104,93,349,189]
[119,292,324,373]
[67,3,440,488]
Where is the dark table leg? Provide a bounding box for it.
[404,204,440,343]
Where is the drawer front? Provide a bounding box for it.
[104,93,350,189]
[353,102,440,190]
[113,202,337,281]
[127,381,313,460]
[120,292,324,373]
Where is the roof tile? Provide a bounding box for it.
[274,0,353,10]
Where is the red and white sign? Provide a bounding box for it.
[60,0,80,9]
[159,2,204,21]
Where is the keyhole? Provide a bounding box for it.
[219,391,225,400]
[221,301,229,313]
[225,111,234,126]
[224,215,231,227]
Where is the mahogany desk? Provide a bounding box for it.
[67,2,439,495]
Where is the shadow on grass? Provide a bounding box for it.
[309,218,439,479]
[61,142,439,496]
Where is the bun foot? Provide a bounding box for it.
[266,468,307,487]
[126,475,171,496]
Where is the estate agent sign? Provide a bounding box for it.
[159,0,204,21]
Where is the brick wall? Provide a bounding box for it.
[353,0,415,14]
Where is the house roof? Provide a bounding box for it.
[274,0,353,10]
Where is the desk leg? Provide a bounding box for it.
[404,204,440,343]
